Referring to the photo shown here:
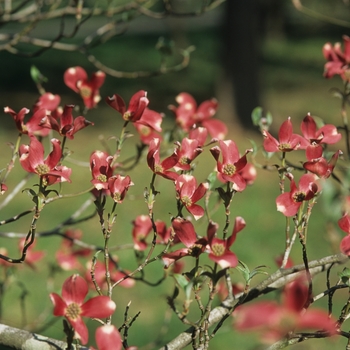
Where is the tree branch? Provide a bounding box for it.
[0,323,88,350]
[158,253,349,350]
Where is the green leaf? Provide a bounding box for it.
[206,171,218,190]
[251,107,263,126]
[173,274,189,290]
[339,268,350,286]
[236,260,250,282]
[30,65,48,84]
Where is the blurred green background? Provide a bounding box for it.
[0,1,350,349]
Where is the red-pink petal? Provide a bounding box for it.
[202,119,227,140]
[340,234,350,255]
[172,218,197,247]
[62,274,88,305]
[81,295,116,318]
[276,192,300,217]
[68,316,89,345]
[95,325,122,350]
[106,94,126,115]
[64,67,87,93]
[339,214,350,234]
[49,293,67,316]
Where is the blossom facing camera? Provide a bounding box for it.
[49,274,116,344]
[19,135,71,185]
[90,151,114,190]
[210,140,252,192]
[276,173,318,217]
[64,66,105,109]
[262,117,307,153]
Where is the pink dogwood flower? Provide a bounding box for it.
[210,140,252,191]
[64,67,105,109]
[162,217,207,267]
[4,106,51,137]
[133,108,163,144]
[174,138,202,171]
[235,277,336,343]
[303,150,342,178]
[276,173,319,217]
[107,174,133,203]
[169,92,227,140]
[323,35,350,81]
[19,135,71,185]
[263,117,307,153]
[338,213,350,256]
[301,114,341,160]
[50,274,116,344]
[175,174,208,220]
[147,138,179,181]
[206,216,245,268]
[90,151,114,190]
[46,104,94,139]
[106,90,149,122]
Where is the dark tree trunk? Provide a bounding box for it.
[222,0,261,130]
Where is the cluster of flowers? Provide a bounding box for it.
[262,114,342,217]
[2,64,259,347]
[3,33,350,347]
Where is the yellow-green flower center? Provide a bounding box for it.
[123,111,133,121]
[113,193,121,202]
[179,156,190,165]
[35,164,50,175]
[154,164,164,173]
[97,174,107,182]
[65,302,81,320]
[181,195,192,207]
[223,164,236,176]
[79,86,92,98]
[278,143,291,151]
[211,243,225,256]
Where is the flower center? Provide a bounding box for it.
[35,164,50,175]
[293,191,306,203]
[123,111,133,121]
[113,192,121,202]
[79,86,92,98]
[154,164,164,173]
[211,243,225,256]
[97,174,107,182]
[181,195,192,207]
[187,244,203,257]
[223,164,236,176]
[139,126,151,136]
[65,302,81,320]
[179,156,191,165]
[278,143,292,151]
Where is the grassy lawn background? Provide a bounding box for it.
[0,5,349,349]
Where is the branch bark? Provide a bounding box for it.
[0,323,88,350]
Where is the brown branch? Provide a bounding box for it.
[0,322,88,350]
[291,0,350,28]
